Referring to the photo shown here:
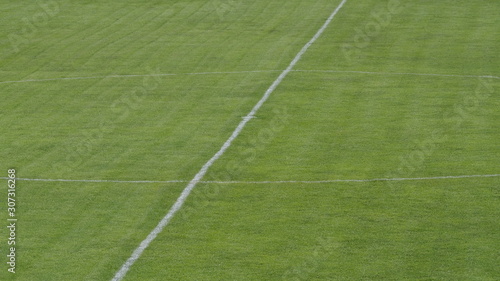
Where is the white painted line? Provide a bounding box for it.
[1,69,497,85]
[2,174,498,185]
[0,70,282,85]
[293,69,500,80]
[202,174,500,184]
[5,178,186,184]
[110,1,348,280]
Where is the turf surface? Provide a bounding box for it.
[0,0,498,280]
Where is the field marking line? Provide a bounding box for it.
[1,70,497,85]
[2,174,499,185]
[293,70,500,80]
[0,70,283,85]
[202,174,500,184]
[110,1,349,280]
[2,178,186,184]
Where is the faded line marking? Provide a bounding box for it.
[203,174,500,184]
[3,174,498,185]
[293,69,500,80]
[0,70,282,85]
[1,70,497,85]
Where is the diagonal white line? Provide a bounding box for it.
[110,1,349,280]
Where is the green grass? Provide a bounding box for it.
[0,0,499,280]
[130,180,499,280]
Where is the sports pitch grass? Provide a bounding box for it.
[0,0,499,280]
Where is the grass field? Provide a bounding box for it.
[1,0,499,280]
